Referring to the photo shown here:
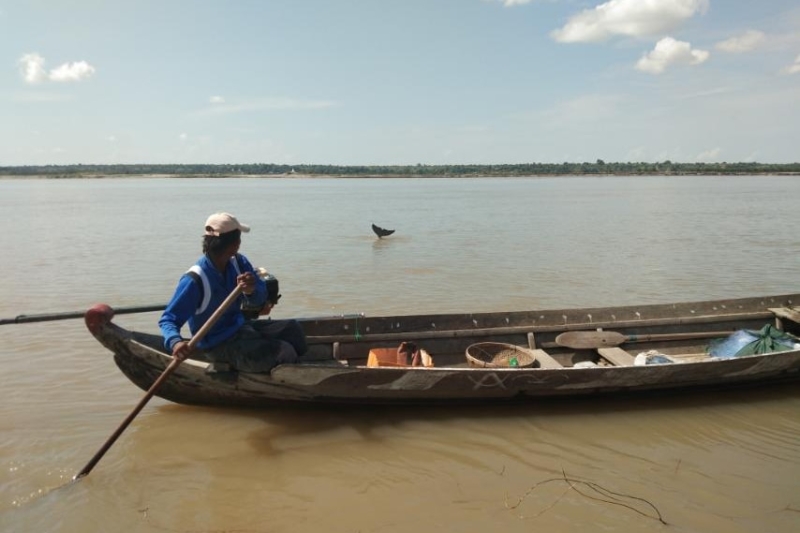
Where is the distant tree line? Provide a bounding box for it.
[1,161,799,177]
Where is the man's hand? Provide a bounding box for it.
[259,303,274,316]
[237,272,256,295]
[172,340,194,362]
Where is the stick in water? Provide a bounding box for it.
[73,282,248,480]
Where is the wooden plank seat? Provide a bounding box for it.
[669,353,713,363]
[526,332,563,368]
[597,347,636,366]
[531,349,563,369]
[770,307,800,329]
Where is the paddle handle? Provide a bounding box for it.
[74,284,244,480]
[624,331,733,344]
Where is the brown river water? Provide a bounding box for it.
[1,176,799,532]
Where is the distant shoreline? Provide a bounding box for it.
[3,161,800,180]
[2,172,800,180]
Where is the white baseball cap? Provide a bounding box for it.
[204,212,251,236]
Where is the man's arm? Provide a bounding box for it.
[237,254,267,308]
[158,275,201,352]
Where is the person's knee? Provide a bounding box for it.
[276,342,299,365]
[284,320,307,354]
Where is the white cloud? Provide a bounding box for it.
[781,54,800,75]
[695,147,722,161]
[209,96,225,104]
[49,61,95,82]
[552,0,708,43]
[19,53,47,83]
[18,53,96,83]
[483,0,532,6]
[193,97,338,116]
[715,30,765,53]
[543,94,622,124]
[624,147,647,161]
[636,37,709,74]
[676,86,734,100]
[179,133,188,141]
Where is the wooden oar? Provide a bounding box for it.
[555,330,733,350]
[1,306,363,326]
[0,304,166,326]
[73,283,246,480]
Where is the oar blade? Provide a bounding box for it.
[555,331,627,349]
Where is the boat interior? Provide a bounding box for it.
[301,304,800,370]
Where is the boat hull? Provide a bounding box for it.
[86,293,800,408]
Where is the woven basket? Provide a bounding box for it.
[465,342,536,368]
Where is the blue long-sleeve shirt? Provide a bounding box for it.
[158,254,266,352]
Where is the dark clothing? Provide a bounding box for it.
[201,318,307,372]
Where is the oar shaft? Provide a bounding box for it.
[2,307,364,326]
[298,313,365,322]
[73,285,244,480]
[73,357,181,479]
[187,286,243,350]
[1,305,166,326]
[625,331,733,343]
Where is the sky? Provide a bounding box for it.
[1,0,799,166]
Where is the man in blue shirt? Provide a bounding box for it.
[159,212,306,372]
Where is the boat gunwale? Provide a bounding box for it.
[299,293,800,337]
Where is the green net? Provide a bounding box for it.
[734,324,797,356]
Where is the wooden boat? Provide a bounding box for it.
[85,293,800,408]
